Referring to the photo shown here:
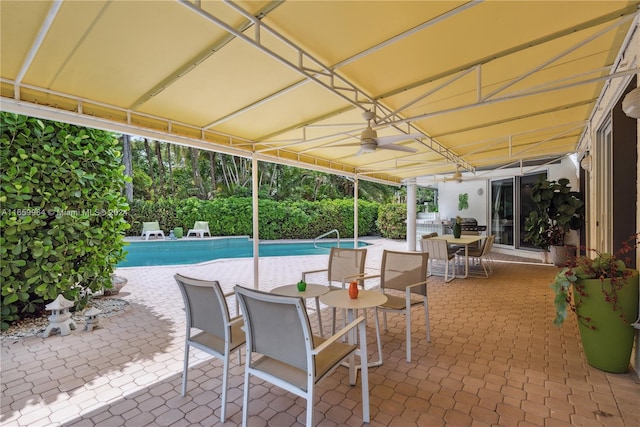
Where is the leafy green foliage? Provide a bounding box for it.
[458,193,468,211]
[550,234,639,327]
[524,177,584,248]
[1,113,129,330]
[126,138,398,204]
[523,210,551,250]
[376,204,406,239]
[128,197,380,239]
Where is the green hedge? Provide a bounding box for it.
[376,203,407,239]
[1,113,129,330]
[128,197,381,239]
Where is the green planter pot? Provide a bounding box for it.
[574,270,639,373]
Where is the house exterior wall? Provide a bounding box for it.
[577,20,639,268]
[435,158,579,242]
[576,19,639,376]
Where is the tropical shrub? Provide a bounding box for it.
[376,203,406,239]
[129,197,381,239]
[1,113,130,330]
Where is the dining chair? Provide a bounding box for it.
[372,250,430,363]
[458,235,495,278]
[174,274,246,423]
[234,285,370,426]
[420,237,456,282]
[302,246,368,334]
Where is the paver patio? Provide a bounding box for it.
[1,238,639,426]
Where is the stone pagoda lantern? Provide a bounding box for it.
[83,307,102,332]
[42,294,76,338]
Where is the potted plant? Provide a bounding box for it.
[524,178,584,266]
[524,209,552,262]
[550,234,639,373]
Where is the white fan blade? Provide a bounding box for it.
[375,133,423,146]
[377,144,418,153]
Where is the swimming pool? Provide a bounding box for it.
[117,236,370,267]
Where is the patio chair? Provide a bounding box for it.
[174,274,245,423]
[420,237,456,282]
[371,250,430,362]
[141,221,165,240]
[186,221,211,238]
[234,285,370,426]
[457,235,495,278]
[302,247,368,334]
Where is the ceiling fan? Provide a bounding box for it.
[443,165,464,183]
[351,110,421,155]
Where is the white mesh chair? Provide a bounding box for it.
[234,285,370,426]
[174,274,245,423]
[302,247,367,334]
[421,238,456,282]
[371,250,430,362]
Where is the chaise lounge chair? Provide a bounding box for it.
[186,221,211,238]
[141,221,165,240]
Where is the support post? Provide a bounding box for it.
[406,178,417,251]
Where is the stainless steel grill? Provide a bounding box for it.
[449,218,487,233]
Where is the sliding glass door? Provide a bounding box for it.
[491,179,513,246]
[490,172,547,248]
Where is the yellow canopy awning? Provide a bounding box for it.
[2,0,638,184]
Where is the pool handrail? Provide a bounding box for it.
[314,229,340,248]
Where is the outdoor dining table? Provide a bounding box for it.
[320,289,387,379]
[270,283,329,336]
[437,234,485,278]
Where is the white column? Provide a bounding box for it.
[252,155,259,289]
[406,178,417,251]
[353,176,359,248]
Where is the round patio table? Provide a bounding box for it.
[320,289,387,372]
[270,283,329,336]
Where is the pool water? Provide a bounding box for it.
[117,236,369,267]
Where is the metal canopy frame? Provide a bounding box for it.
[2,0,638,184]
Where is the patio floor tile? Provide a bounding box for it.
[1,238,639,426]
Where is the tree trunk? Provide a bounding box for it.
[144,138,156,194]
[166,143,174,195]
[155,141,165,196]
[220,154,237,194]
[189,147,205,198]
[209,151,216,198]
[121,134,134,202]
[269,164,279,195]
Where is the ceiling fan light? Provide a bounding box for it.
[360,142,376,153]
[362,110,375,121]
[622,87,640,118]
